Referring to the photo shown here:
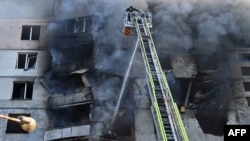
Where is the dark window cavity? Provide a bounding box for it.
[246,97,250,106]
[6,113,30,133]
[12,82,34,100]
[16,53,37,70]
[243,82,250,91]
[74,19,85,33]
[21,26,41,40]
[74,17,93,33]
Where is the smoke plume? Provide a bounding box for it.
[54,0,250,138]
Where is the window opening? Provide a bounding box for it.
[243,82,250,91]
[74,17,93,33]
[246,97,250,106]
[12,81,33,100]
[21,26,41,40]
[6,114,30,133]
[16,53,37,70]
[74,19,85,33]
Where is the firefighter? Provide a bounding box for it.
[126,6,140,23]
[126,6,140,13]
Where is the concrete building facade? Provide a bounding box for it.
[0,1,250,141]
[0,18,51,141]
[0,1,96,141]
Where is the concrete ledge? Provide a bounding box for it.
[44,125,90,141]
[48,89,92,108]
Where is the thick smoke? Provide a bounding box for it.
[55,0,250,71]
[150,0,250,54]
[54,0,250,138]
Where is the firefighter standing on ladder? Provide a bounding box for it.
[126,6,140,13]
[126,6,140,24]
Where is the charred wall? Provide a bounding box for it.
[48,16,94,68]
[46,16,94,94]
[147,2,242,136]
[43,16,95,133]
[40,0,250,140]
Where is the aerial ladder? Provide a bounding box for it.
[123,7,189,141]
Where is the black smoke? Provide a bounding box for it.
[48,0,250,138]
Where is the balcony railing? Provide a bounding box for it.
[47,88,92,109]
[44,124,90,141]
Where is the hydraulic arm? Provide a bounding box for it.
[123,7,189,141]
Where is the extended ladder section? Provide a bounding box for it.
[134,16,189,141]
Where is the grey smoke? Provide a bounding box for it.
[152,1,194,52]
[54,0,250,137]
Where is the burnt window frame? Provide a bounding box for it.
[16,52,38,70]
[6,113,30,134]
[12,81,34,100]
[74,18,85,33]
[21,25,41,40]
[73,17,93,33]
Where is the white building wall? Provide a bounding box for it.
[0,19,51,50]
[0,18,52,141]
[0,50,49,77]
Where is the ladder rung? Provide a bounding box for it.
[166,136,174,140]
[155,91,162,94]
[161,114,168,118]
[159,107,165,111]
[162,118,170,124]
[155,87,161,90]
[164,125,171,129]
[135,16,188,141]
[165,129,172,133]
[158,103,165,107]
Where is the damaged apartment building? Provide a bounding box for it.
[45,14,135,141]
[1,1,250,141]
[0,1,93,141]
[44,16,94,140]
[0,1,134,141]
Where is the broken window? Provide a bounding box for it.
[241,67,250,76]
[74,19,85,33]
[12,81,34,100]
[21,26,41,40]
[243,82,250,91]
[74,17,93,33]
[16,52,37,70]
[6,113,30,133]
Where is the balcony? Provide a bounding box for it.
[44,124,90,141]
[47,88,92,109]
